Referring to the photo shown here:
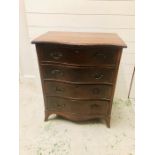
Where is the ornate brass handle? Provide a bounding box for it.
[56,103,65,108]
[74,50,79,54]
[50,51,63,60]
[91,103,99,108]
[94,73,104,80]
[55,86,65,92]
[94,52,106,59]
[51,69,63,77]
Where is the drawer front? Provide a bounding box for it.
[42,64,115,84]
[37,44,118,66]
[44,81,112,99]
[46,97,109,115]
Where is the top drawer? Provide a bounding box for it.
[36,44,119,66]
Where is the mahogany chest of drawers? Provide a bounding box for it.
[32,31,126,128]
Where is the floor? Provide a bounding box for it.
[20,78,135,155]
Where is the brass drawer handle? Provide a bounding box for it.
[50,51,63,60]
[92,88,100,95]
[90,104,100,108]
[94,52,106,59]
[56,103,65,108]
[55,86,65,92]
[74,50,79,54]
[51,69,63,76]
[94,73,104,80]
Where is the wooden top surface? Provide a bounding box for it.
[32,31,127,47]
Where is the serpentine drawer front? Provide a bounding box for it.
[42,64,115,84]
[37,44,117,66]
[46,97,109,117]
[44,81,112,99]
[32,31,127,128]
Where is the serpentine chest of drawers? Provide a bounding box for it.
[32,31,127,128]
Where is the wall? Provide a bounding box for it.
[19,0,35,77]
[22,0,135,99]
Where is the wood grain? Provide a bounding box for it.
[32,31,127,47]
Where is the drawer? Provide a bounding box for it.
[44,81,112,99]
[41,64,115,84]
[46,97,109,115]
[37,44,119,66]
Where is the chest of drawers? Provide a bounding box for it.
[32,32,127,128]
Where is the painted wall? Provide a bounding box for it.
[21,0,135,99]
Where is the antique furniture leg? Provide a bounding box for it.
[44,110,51,121]
[105,116,111,128]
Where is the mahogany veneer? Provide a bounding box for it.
[32,31,127,128]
